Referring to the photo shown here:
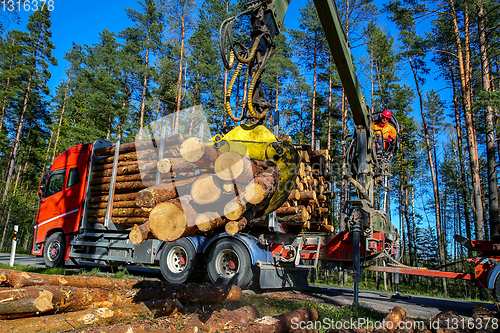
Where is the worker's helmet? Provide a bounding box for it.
[382,110,392,119]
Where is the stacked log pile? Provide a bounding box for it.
[326,305,500,333]
[89,135,335,241]
[271,143,333,233]
[0,269,317,333]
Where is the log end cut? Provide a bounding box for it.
[149,202,186,241]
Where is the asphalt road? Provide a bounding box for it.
[1,253,497,319]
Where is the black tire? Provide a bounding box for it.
[207,238,253,288]
[494,273,500,302]
[43,232,66,268]
[160,238,197,284]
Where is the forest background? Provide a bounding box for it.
[0,0,498,298]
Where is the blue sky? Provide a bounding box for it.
[10,0,456,244]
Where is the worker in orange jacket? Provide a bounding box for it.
[373,110,397,156]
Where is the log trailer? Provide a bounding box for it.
[30,0,422,302]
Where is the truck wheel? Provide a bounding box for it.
[43,232,66,268]
[494,274,500,302]
[160,238,197,284]
[207,238,253,288]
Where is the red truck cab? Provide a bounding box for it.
[32,143,92,266]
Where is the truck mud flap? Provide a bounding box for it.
[256,260,309,289]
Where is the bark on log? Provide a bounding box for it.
[472,305,496,332]
[0,304,153,333]
[135,176,199,208]
[87,217,149,226]
[276,212,308,225]
[90,172,154,186]
[195,212,228,232]
[0,269,151,289]
[227,307,318,333]
[95,151,156,165]
[91,162,156,178]
[287,190,300,201]
[88,200,138,210]
[92,160,139,172]
[93,135,184,157]
[225,217,248,236]
[66,305,259,333]
[133,283,242,304]
[90,180,156,193]
[0,288,53,318]
[89,192,138,203]
[87,208,150,218]
[157,157,197,174]
[244,169,278,205]
[149,196,198,241]
[180,137,218,167]
[224,196,247,221]
[298,191,316,201]
[129,221,152,245]
[191,174,222,205]
[384,306,406,333]
[215,152,263,183]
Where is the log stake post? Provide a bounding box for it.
[156,125,167,185]
[9,225,18,267]
[104,136,120,230]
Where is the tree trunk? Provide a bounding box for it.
[478,0,499,238]
[0,74,32,232]
[405,50,446,271]
[446,51,472,249]
[448,0,484,240]
[51,79,70,164]
[139,35,150,135]
[87,217,149,226]
[174,0,186,133]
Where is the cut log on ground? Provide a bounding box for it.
[135,176,200,208]
[191,173,222,205]
[0,304,153,333]
[383,306,405,333]
[180,137,218,168]
[65,305,259,333]
[129,221,152,245]
[0,288,54,319]
[133,283,242,304]
[229,307,318,333]
[0,269,151,289]
[148,195,198,241]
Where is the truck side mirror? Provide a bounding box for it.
[38,185,45,197]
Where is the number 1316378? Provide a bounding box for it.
[1,0,54,12]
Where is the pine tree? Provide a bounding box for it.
[0,7,57,241]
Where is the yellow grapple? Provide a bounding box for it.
[214,124,300,214]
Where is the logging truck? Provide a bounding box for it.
[32,0,401,295]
